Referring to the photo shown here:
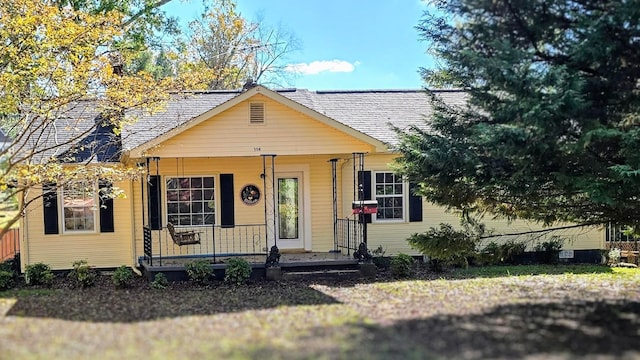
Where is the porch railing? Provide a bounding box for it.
[143,226,153,265]
[336,218,361,255]
[1,228,19,262]
[606,223,640,252]
[144,224,268,265]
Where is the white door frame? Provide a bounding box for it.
[274,165,311,251]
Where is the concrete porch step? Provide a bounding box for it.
[282,269,363,281]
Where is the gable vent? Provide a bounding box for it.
[249,102,265,124]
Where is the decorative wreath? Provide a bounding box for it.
[240,184,260,205]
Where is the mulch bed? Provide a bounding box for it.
[1,265,639,359]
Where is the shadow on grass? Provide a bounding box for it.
[281,299,640,360]
[4,281,339,323]
[449,264,615,280]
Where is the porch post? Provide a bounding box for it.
[144,158,152,266]
[153,157,161,266]
[355,152,367,246]
[145,158,150,230]
[353,152,371,262]
[262,154,280,266]
[329,158,339,252]
[139,161,150,266]
[140,164,146,229]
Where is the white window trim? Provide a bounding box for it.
[60,180,99,235]
[163,174,219,228]
[372,171,408,224]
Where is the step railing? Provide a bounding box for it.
[336,218,362,255]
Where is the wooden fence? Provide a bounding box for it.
[1,228,19,262]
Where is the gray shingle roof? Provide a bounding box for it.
[122,91,237,151]
[16,101,108,163]
[0,129,9,143]
[120,88,467,151]
[281,89,467,146]
[20,87,468,163]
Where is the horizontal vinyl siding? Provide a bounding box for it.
[131,156,343,257]
[148,95,374,158]
[24,180,134,271]
[342,154,605,255]
[132,157,266,258]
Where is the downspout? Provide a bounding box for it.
[20,193,28,272]
[130,265,142,276]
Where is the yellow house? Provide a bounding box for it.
[19,85,606,271]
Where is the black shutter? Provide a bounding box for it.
[408,182,423,222]
[148,175,162,230]
[357,171,372,224]
[220,174,235,228]
[43,182,59,234]
[99,180,115,232]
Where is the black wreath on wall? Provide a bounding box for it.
[240,184,261,205]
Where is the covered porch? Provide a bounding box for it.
[137,154,370,270]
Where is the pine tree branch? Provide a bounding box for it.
[480,222,603,239]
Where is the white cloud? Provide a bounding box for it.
[285,60,358,75]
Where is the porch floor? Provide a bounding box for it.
[140,251,358,270]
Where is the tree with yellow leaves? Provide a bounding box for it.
[0,0,197,236]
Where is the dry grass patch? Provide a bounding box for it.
[0,266,638,359]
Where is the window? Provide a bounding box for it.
[62,181,97,232]
[607,224,639,242]
[374,172,404,221]
[166,176,215,226]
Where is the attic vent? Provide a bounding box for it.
[249,102,265,124]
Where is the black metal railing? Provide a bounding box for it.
[143,226,153,265]
[336,218,361,255]
[211,224,267,260]
[143,224,268,265]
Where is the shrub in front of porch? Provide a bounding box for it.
[186,260,214,285]
[112,266,134,289]
[224,258,251,285]
[408,223,480,270]
[390,253,416,278]
[25,262,54,287]
[0,270,14,290]
[371,246,391,270]
[68,260,97,288]
[0,261,16,290]
[151,273,169,289]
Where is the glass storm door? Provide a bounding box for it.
[276,173,303,248]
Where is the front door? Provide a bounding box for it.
[276,172,304,249]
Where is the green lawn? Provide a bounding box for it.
[0,265,639,359]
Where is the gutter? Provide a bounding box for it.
[19,191,28,272]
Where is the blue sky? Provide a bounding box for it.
[166,0,434,90]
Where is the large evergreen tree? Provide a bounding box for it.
[395,0,640,228]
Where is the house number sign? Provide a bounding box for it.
[240,184,261,205]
